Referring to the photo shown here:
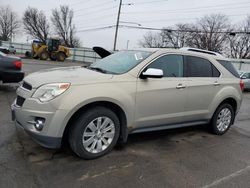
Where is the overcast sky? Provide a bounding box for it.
[1,0,250,50]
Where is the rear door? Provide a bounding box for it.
[183,55,221,122]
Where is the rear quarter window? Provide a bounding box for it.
[185,56,220,77]
[217,60,240,78]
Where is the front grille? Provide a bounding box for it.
[22,82,32,90]
[16,96,25,107]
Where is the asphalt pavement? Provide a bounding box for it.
[1,59,250,188]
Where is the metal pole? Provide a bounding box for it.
[113,0,122,51]
[10,13,13,42]
[126,40,129,49]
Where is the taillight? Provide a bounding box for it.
[240,79,244,91]
[14,61,22,69]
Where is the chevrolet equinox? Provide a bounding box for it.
[12,48,243,159]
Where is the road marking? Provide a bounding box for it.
[201,165,250,188]
[78,162,134,181]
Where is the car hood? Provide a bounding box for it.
[24,66,113,88]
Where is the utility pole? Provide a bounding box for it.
[113,0,122,51]
[10,13,13,43]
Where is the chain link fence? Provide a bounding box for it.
[0,40,101,64]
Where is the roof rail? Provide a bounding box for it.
[180,47,224,57]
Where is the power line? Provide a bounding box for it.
[75,24,250,34]
[118,25,250,34]
[75,13,117,22]
[123,5,250,16]
[133,13,249,24]
[74,0,115,12]
[123,1,250,14]
[133,0,168,5]
[75,5,118,17]
[70,0,94,6]
[77,25,116,32]
[77,23,116,30]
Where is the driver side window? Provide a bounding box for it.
[147,54,184,77]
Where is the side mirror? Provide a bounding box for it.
[140,68,163,79]
[241,76,247,79]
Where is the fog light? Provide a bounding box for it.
[34,118,45,131]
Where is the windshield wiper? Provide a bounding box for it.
[87,66,107,73]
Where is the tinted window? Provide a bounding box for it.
[217,60,240,78]
[186,56,212,77]
[147,55,184,77]
[212,65,221,77]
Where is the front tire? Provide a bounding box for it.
[210,103,235,135]
[69,107,120,159]
[39,51,49,60]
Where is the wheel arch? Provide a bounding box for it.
[210,97,238,125]
[62,101,128,146]
[218,97,237,114]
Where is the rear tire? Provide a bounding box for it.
[210,103,235,135]
[69,107,120,159]
[50,54,57,61]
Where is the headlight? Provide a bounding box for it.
[32,83,70,102]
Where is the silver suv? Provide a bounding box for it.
[12,48,243,159]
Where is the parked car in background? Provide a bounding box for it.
[0,51,24,83]
[12,47,243,159]
[0,45,16,54]
[8,45,16,54]
[240,71,250,91]
[0,46,9,54]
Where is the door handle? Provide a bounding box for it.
[176,84,186,89]
[214,81,220,86]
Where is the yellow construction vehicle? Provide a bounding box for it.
[31,38,70,61]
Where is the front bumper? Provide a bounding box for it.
[11,100,67,149]
[15,120,62,149]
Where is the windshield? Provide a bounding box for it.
[90,50,152,74]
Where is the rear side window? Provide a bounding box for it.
[217,60,240,78]
[148,54,184,77]
[186,56,219,77]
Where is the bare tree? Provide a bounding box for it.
[139,14,231,53]
[23,7,50,43]
[228,16,250,59]
[187,14,230,52]
[0,6,20,41]
[51,5,80,47]
[138,31,163,48]
[161,23,193,48]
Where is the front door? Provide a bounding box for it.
[135,54,187,129]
